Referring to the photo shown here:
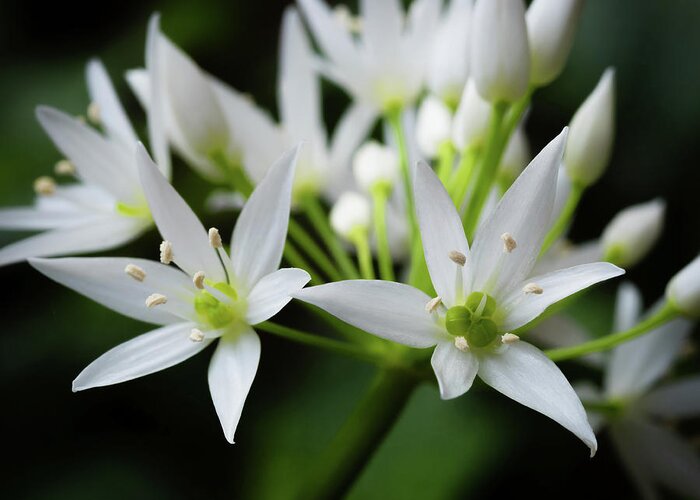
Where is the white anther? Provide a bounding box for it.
[145,293,167,308]
[501,333,520,344]
[87,101,101,124]
[54,159,75,176]
[193,271,206,289]
[449,250,467,267]
[189,328,205,342]
[124,264,146,282]
[160,240,173,264]
[209,227,223,248]
[425,296,443,313]
[522,282,544,295]
[454,336,470,352]
[33,176,56,195]
[501,232,517,253]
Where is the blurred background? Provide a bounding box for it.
[1,0,698,498]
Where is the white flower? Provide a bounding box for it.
[601,199,665,267]
[526,0,585,86]
[415,95,453,158]
[451,79,492,150]
[666,254,700,317]
[564,68,616,187]
[30,144,310,443]
[0,58,167,267]
[295,129,625,455]
[330,192,371,240]
[298,0,441,112]
[352,141,400,192]
[471,0,530,103]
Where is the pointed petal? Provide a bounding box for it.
[478,341,597,455]
[208,329,261,443]
[145,14,171,177]
[30,256,197,325]
[136,144,226,282]
[643,376,700,419]
[230,146,299,290]
[293,280,442,348]
[613,281,643,332]
[245,268,311,325]
[431,342,479,400]
[499,262,624,331]
[415,161,470,307]
[73,322,211,391]
[0,207,93,230]
[360,0,403,60]
[468,129,567,296]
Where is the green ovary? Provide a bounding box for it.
[194,283,243,330]
[445,292,500,349]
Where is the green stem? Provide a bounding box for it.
[351,227,375,280]
[298,368,417,500]
[371,184,394,281]
[209,150,254,197]
[448,146,479,208]
[283,241,322,285]
[436,140,456,184]
[288,219,344,282]
[386,108,418,247]
[546,302,678,362]
[540,182,585,256]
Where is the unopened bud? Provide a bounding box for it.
[451,80,492,150]
[602,199,665,268]
[330,192,371,239]
[666,255,700,317]
[352,141,399,192]
[415,96,453,158]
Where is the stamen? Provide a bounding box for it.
[189,328,205,342]
[425,296,443,313]
[209,227,223,248]
[448,250,467,267]
[522,283,544,295]
[501,333,520,344]
[193,271,206,289]
[501,232,517,253]
[145,293,167,308]
[454,336,469,352]
[124,264,146,282]
[33,176,56,195]
[87,102,101,124]
[160,240,173,264]
[54,159,75,176]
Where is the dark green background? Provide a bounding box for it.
[1,1,698,498]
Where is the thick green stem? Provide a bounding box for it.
[351,227,375,280]
[540,182,585,256]
[371,184,394,281]
[288,219,343,282]
[283,241,322,285]
[298,368,417,500]
[546,302,678,362]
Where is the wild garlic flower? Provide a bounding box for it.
[295,130,625,455]
[30,145,310,443]
[666,254,700,317]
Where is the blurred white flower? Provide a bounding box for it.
[498,125,531,186]
[352,141,400,192]
[415,95,453,158]
[330,191,371,240]
[451,79,491,151]
[602,199,665,267]
[666,254,700,317]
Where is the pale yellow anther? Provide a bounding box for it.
[209,227,223,248]
[33,176,56,196]
[425,296,443,313]
[501,233,517,253]
[87,101,101,124]
[189,328,205,342]
[501,333,520,344]
[124,264,146,282]
[193,271,206,289]
[522,283,544,295]
[54,159,76,176]
[145,293,167,308]
[160,240,173,265]
[448,250,467,267]
[454,336,470,352]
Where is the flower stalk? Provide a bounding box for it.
[540,181,585,255]
[371,184,395,281]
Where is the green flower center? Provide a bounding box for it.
[445,292,499,349]
[116,201,151,219]
[194,281,245,330]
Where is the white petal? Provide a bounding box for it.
[0,216,146,267]
[414,161,470,307]
[478,341,597,455]
[245,268,311,325]
[208,329,261,444]
[642,376,700,419]
[145,14,171,178]
[468,130,567,296]
[230,146,299,290]
[30,256,197,325]
[431,341,479,400]
[73,322,211,391]
[0,207,93,230]
[361,0,403,62]
[613,281,643,332]
[293,280,442,348]
[136,144,226,282]
[499,262,624,331]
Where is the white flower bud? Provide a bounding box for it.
[330,192,371,239]
[499,126,531,185]
[666,255,700,317]
[601,199,665,268]
[415,96,453,158]
[451,80,491,150]
[471,0,530,103]
[527,0,585,86]
[564,68,615,187]
[352,141,399,192]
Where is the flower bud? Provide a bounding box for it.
[498,126,531,186]
[666,255,700,317]
[564,68,615,187]
[527,0,585,86]
[415,96,453,158]
[352,141,400,192]
[602,199,665,268]
[451,80,491,150]
[471,0,530,103]
[330,192,371,239]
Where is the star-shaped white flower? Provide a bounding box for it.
[294,129,625,455]
[30,144,310,443]
[0,58,168,267]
